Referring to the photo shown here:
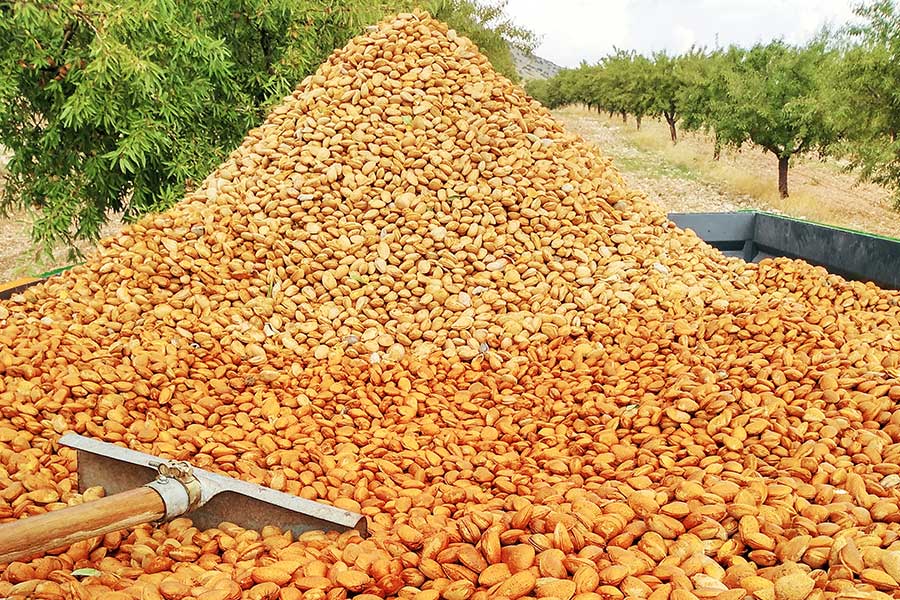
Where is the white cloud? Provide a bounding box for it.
[507,0,859,67]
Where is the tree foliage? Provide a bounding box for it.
[645,52,685,143]
[828,0,900,207]
[527,52,684,141]
[595,51,655,128]
[0,0,535,256]
[674,48,731,157]
[712,41,838,197]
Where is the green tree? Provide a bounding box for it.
[0,0,534,257]
[524,75,572,110]
[713,40,837,198]
[647,52,685,144]
[0,0,244,256]
[597,51,634,124]
[829,0,900,207]
[675,47,734,158]
[624,54,655,130]
[528,63,595,110]
[562,63,597,108]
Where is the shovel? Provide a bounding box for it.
[0,434,367,564]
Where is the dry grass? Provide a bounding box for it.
[557,107,900,238]
[0,208,124,282]
[638,129,840,217]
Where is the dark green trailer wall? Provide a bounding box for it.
[669,211,900,290]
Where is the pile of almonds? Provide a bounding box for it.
[3,11,900,600]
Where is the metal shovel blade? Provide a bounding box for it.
[59,434,368,537]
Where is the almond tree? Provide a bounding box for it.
[600,50,655,129]
[830,0,900,207]
[675,48,733,159]
[713,41,837,198]
[647,52,685,144]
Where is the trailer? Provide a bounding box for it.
[669,211,900,290]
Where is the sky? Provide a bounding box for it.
[507,0,860,67]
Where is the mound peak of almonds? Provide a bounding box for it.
[3,10,900,600]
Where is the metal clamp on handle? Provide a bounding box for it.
[145,460,203,521]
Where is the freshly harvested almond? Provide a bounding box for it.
[493,571,537,600]
[420,559,445,580]
[838,539,864,573]
[397,525,424,549]
[246,583,280,600]
[250,566,291,586]
[573,566,600,594]
[882,551,900,583]
[774,572,815,600]
[536,577,577,600]
[745,532,776,552]
[741,575,774,594]
[860,569,899,590]
[442,580,475,600]
[597,565,629,586]
[479,563,512,587]
[26,489,59,504]
[423,532,450,560]
[537,549,567,579]
[159,580,191,600]
[457,544,488,573]
[621,576,653,598]
[335,569,371,592]
[638,532,668,562]
[775,536,811,563]
[647,514,686,539]
[501,544,536,573]
[627,491,660,518]
[293,576,332,590]
[480,529,502,564]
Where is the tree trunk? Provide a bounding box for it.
[621,111,627,124]
[636,115,642,130]
[778,155,789,198]
[666,116,677,144]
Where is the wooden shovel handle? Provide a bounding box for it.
[0,487,165,564]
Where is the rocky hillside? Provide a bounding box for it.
[512,47,561,80]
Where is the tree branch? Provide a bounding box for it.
[59,21,75,54]
[259,25,273,72]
